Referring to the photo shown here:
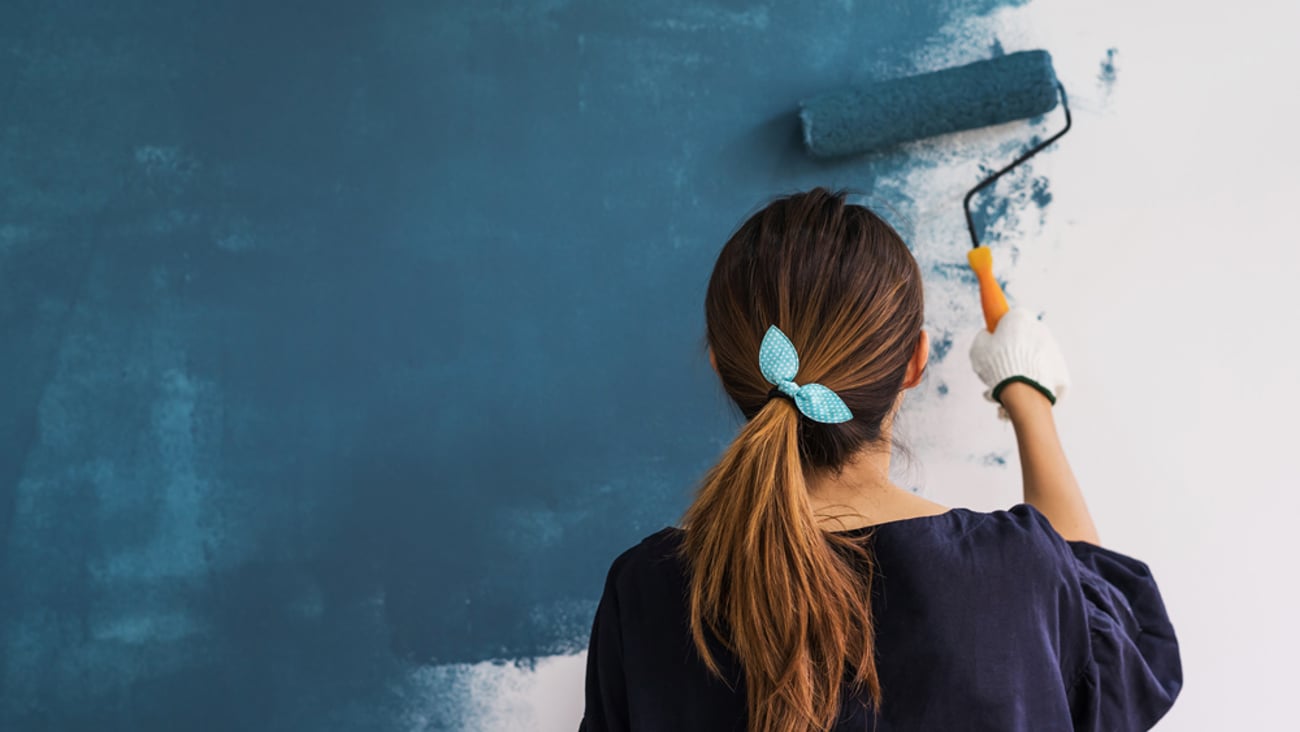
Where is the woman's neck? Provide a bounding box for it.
[804,442,947,530]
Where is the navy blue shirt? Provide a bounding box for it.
[580,503,1181,731]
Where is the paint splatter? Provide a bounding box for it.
[1030,177,1052,209]
[930,261,978,285]
[931,330,954,363]
[936,382,949,397]
[1099,47,1119,89]
[982,452,1008,466]
[968,163,1054,244]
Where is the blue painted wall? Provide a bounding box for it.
[0,1,1030,727]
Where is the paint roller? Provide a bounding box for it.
[798,49,1072,333]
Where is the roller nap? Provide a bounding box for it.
[799,50,1061,158]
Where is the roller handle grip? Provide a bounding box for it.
[967,246,1009,333]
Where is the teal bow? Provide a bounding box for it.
[758,325,853,424]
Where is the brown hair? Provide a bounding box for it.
[677,188,925,731]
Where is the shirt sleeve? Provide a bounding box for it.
[1063,536,1183,730]
[578,550,633,732]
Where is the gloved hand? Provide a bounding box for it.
[968,308,1070,420]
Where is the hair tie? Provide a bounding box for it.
[767,386,793,403]
[758,325,853,424]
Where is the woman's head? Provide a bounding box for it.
[705,187,928,467]
[679,188,928,732]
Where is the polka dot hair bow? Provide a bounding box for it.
[758,324,854,424]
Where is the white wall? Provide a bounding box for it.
[983,3,1300,729]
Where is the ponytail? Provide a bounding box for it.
[678,397,882,732]
[688,187,925,729]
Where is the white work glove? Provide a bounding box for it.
[968,308,1070,420]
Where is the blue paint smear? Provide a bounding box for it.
[936,382,949,397]
[0,0,1036,728]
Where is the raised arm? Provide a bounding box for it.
[999,382,1099,544]
[968,308,1100,545]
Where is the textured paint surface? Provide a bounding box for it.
[0,1,1052,729]
[968,156,1055,246]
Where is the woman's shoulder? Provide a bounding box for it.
[935,502,1072,550]
[948,502,1080,573]
[595,526,690,596]
[826,502,1083,608]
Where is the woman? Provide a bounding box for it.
[579,188,1181,731]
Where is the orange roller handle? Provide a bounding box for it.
[967,246,1009,333]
